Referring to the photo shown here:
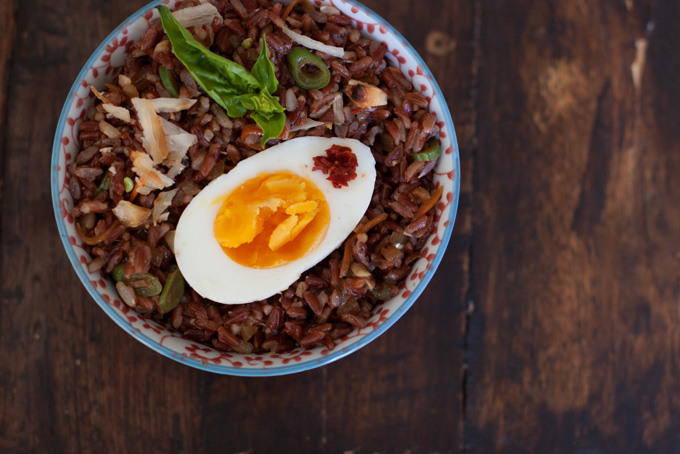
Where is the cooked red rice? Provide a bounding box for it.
[70,0,440,354]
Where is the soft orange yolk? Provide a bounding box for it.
[213,172,330,269]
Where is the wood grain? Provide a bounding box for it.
[321,0,474,451]
[0,1,469,453]
[5,0,680,451]
[466,0,680,452]
[0,0,16,143]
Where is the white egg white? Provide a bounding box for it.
[174,136,377,304]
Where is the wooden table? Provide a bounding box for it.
[2,0,678,452]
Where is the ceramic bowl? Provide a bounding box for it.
[51,0,460,376]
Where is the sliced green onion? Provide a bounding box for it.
[129,273,163,297]
[112,262,126,282]
[94,171,110,196]
[159,269,185,313]
[287,47,331,90]
[159,66,180,98]
[112,265,161,297]
[241,38,253,49]
[411,138,441,161]
[123,177,134,193]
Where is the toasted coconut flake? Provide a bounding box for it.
[159,117,197,178]
[290,119,326,132]
[98,120,121,139]
[172,3,223,28]
[154,40,171,55]
[90,86,110,104]
[112,200,151,228]
[118,74,132,87]
[347,79,388,108]
[102,104,131,123]
[320,5,340,15]
[332,93,345,125]
[159,117,187,136]
[130,150,174,193]
[159,117,186,137]
[99,147,113,154]
[166,134,197,161]
[148,97,197,113]
[152,188,179,224]
[165,156,186,179]
[281,26,345,58]
[131,98,169,164]
[122,84,139,99]
[351,262,372,277]
[134,178,153,196]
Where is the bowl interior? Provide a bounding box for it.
[51,0,460,376]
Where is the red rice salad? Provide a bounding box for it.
[71,0,442,354]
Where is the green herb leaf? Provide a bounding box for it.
[236,91,285,116]
[159,66,180,98]
[158,6,285,147]
[94,171,110,196]
[221,96,249,118]
[252,110,286,146]
[251,36,278,95]
[159,6,258,95]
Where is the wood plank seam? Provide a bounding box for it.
[461,0,482,451]
[0,0,18,250]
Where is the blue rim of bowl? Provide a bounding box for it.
[51,0,461,377]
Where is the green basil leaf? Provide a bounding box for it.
[239,90,286,146]
[236,91,285,116]
[159,6,259,99]
[251,110,286,147]
[221,96,249,118]
[158,5,286,148]
[251,36,278,95]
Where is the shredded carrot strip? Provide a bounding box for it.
[339,235,355,279]
[281,0,301,21]
[413,185,444,220]
[355,212,388,234]
[75,220,122,246]
[129,177,146,203]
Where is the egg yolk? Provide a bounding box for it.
[214,172,330,269]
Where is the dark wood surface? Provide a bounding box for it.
[1,0,678,452]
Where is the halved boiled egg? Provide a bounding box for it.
[174,137,376,304]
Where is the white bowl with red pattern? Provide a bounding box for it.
[51,0,460,375]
